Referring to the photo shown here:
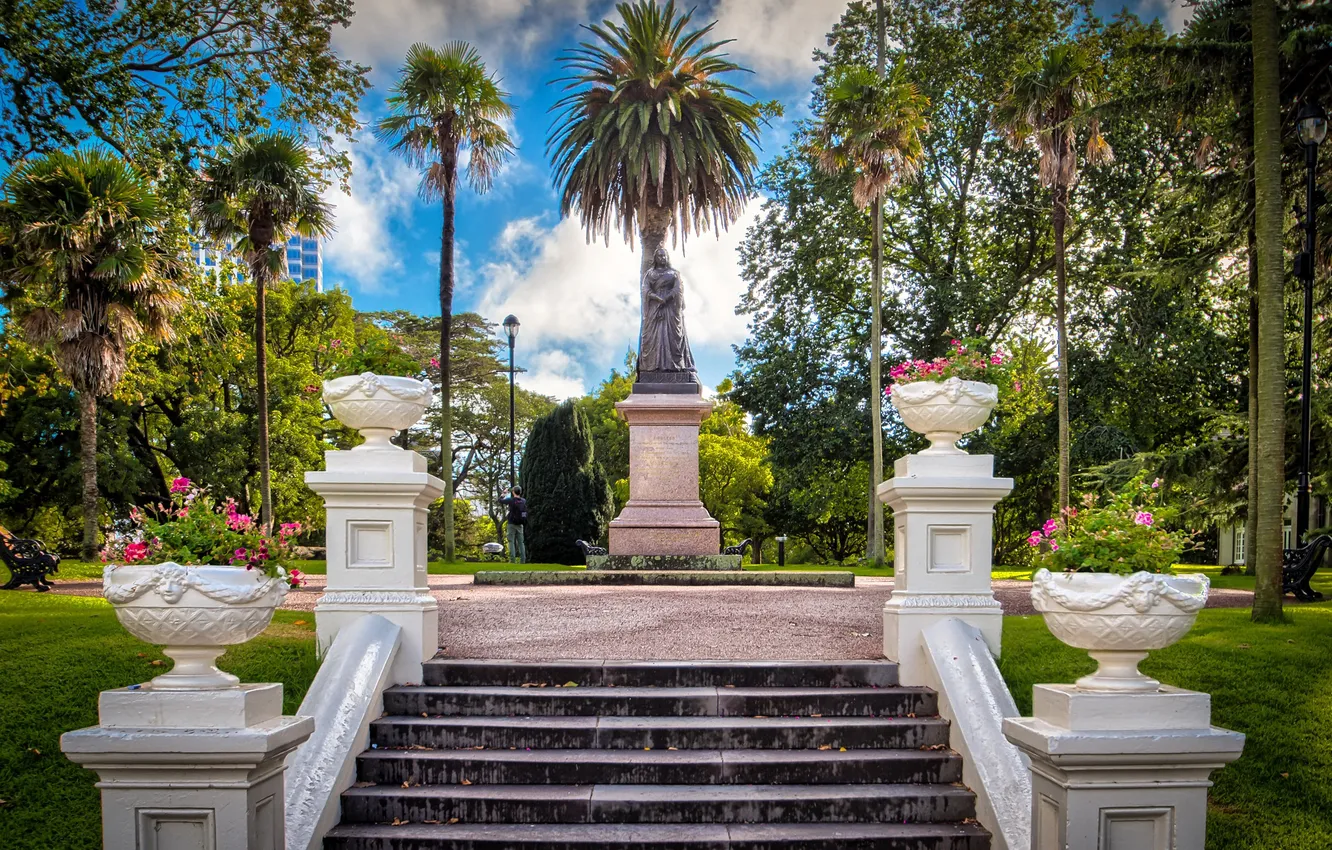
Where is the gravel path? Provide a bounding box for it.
[44,575,1255,661]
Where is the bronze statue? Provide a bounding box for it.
[637,247,699,386]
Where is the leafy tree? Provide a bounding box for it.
[195,133,333,532]
[813,56,929,565]
[519,401,612,564]
[699,384,773,557]
[548,0,765,275]
[575,353,635,512]
[376,42,515,563]
[0,148,183,558]
[0,0,368,182]
[995,42,1114,518]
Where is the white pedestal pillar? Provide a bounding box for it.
[1003,685,1245,850]
[608,392,720,556]
[61,684,313,850]
[305,445,444,685]
[877,453,1012,685]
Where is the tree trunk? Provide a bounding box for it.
[79,391,99,561]
[868,195,885,566]
[1250,0,1286,623]
[1245,225,1259,575]
[1053,181,1071,518]
[638,203,673,277]
[439,123,459,563]
[255,266,273,533]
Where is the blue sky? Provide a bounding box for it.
[321,0,1189,399]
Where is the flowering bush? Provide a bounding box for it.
[1028,475,1189,575]
[887,337,1013,386]
[100,478,305,587]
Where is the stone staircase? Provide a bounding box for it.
[324,660,990,849]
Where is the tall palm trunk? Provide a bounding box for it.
[1053,180,1071,517]
[638,203,672,277]
[868,195,885,566]
[1245,225,1259,574]
[439,122,459,563]
[1250,0,1286,623]
[249,218,275,533]
[79,391,99,560]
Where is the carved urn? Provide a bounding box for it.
[103,563,290,690]
[889,377,998,455]
[322,373,432,450]
[1031,569,1210,692]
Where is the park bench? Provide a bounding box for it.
[0,526,61,592]
[1283,534,1330,602]
[723,538,753,558]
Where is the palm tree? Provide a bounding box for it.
[996,42,1114,518]
[548,0,764,276]
[376,42,515,564]
[1248,0,1285,623]
[0,149,183,559]
[813,60,929,567]
[195,133,333,532]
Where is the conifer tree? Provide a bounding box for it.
[519,401,613,564]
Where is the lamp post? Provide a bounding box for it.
[1296,100,1327,544]
[503,315,520,489]
[776,535,787,568]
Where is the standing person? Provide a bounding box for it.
[500,487,528,564]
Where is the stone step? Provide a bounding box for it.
[324,821,992,849]
[355,748,963,787]
[369,716,950,751]
[422,661,900,689]
[338,783,976,825]
[471,570,855,587]
[382,686,936,719]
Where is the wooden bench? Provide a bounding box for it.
[0,526,61,592]
[1283,534,1330,602]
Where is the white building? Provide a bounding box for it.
[1218,494,1327,566]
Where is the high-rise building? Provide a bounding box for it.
[190,234,324,292]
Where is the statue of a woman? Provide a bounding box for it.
[637,247,698,384]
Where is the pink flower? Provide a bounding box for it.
[1151,478,1162,489]
[331,338,343,349]
[1013,381,1022,392]
[429,357,440,369]
[124,541,149,563]
[169,477,191,494]
[1049,543,1059,552]
[990,354,1003,365]
[1134,511,1154,527]
[303,384,319,395]
[1042,519,1059,535]
[1027,531,1043,547]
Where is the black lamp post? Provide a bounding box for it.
[1295,100,1327,544]
[503,314,520,490]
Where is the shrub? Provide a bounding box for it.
[520,401,612,564]
[1029,474,1189,575]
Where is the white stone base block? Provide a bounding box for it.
[884,595,1003,686]
[1003,685,1245,850]
[315,592,437,686]
[61,685,313,850]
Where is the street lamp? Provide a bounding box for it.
[776,535,788,568]
[1295,100,1326,544]
[502,315,520,490]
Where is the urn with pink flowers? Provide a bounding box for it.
[887,338,1009,455]
[100,478,304,690]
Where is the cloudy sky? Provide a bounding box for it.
[320,0,1192,400]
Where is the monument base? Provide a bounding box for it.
[608,392,721,557]
[588,554,742,571]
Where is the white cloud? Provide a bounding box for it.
[322,136,422,295]
[474,203,763,398]
[335,0,601,84]
[711,0,845,84]
[1144,0,1197,33]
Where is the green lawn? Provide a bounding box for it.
[0,592,319,849]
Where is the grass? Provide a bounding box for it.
[0,592,319,850]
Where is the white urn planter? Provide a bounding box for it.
[1031,568,1209,693]
[323,372,432,450]
[890,377,998,454]
[103,563,289,690]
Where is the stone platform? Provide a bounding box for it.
[587,554,741,571]
[473,570,855,587]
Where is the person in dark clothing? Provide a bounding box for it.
[499,486,527,563]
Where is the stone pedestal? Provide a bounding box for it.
[305,445,444,685]
[877,453,1012,685]
[61,683,313,850]
[1003,685,1245,850]
[608,392,720,556]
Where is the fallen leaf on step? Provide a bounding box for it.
[810,714,822,718]
[818,745,831,751]
[421,713,428,718]
[391,818,407,826]
[668,747,678,751]
[562,681,579,687]
[839,747,847,752]
[401,781,409,788]
[461,779,472,785]
[446,818,460,825]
